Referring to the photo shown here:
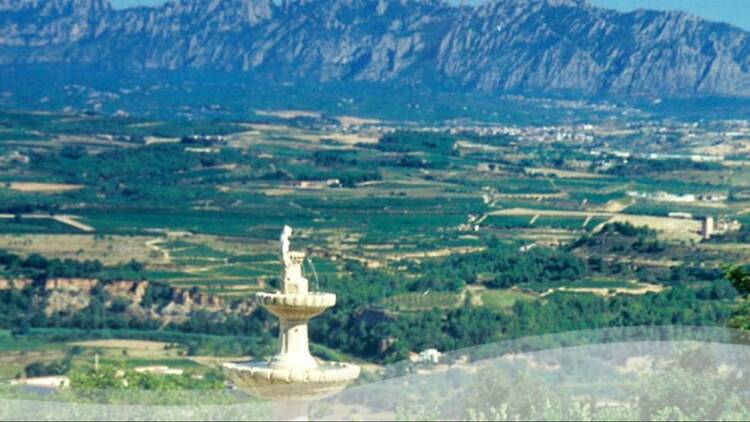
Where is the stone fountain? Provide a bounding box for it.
[223,226,360,414]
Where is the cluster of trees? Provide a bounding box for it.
[571,222,667,255]
[256,151,383,188]
[306,239,736,362]
[311,277,734,363]
[374,130,515,156]
[375,131,457,154]
[69,365,223,391]
[0,249,146,281]
[0,287,36,331]
[724,266,750,332]
[0,250,103,280]
[34,144,237,189]
[599,221,656,237]
[312,150,359,167]
[24,357,72,378]
[605,158,722,175]
[407,242,588,291]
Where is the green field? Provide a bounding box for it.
[484,215,606,231]
[0,331,64,353]
[381,292,462,312]
[479,289,537,310]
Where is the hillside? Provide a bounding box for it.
[1,0,750,98]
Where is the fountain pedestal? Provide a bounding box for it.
[223,227,360,408]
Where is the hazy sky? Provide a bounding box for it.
[109,0,750,31]
[594,0,750,30]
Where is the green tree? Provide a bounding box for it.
[726,266,750,297]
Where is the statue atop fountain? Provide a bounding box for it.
[223,226,360,405]
[279,225,308,295]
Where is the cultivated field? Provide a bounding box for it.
[6,182,84,193]
[0,234,164,265]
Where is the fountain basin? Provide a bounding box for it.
[257,292,336,320]
[223,361,360,401]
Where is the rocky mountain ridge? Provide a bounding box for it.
[1,0,750,97]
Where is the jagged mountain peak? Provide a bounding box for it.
[492,0,589,6]
[0,0,111,12]
[1,0,750,98]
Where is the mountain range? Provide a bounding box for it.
[2,0,750,99]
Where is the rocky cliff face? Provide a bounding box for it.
[0,277,254,320]
[1,0,750,97]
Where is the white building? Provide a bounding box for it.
[417,349,442,364]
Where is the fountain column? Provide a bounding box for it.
[265,250,323,370]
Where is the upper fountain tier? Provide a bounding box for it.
[257,291,336,320]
